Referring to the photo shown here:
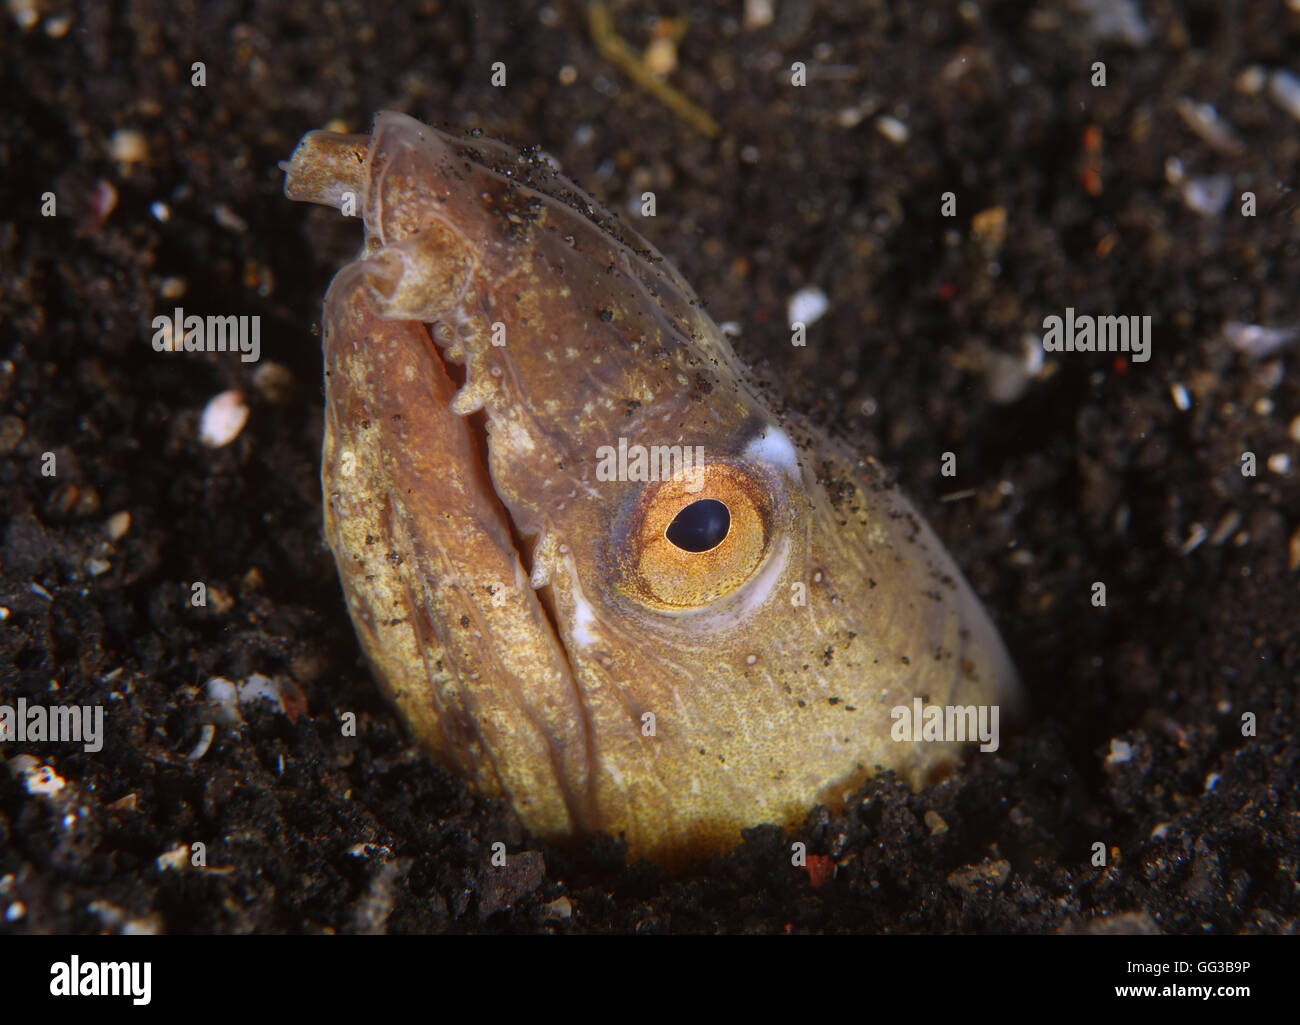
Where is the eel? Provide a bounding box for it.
[282,112,1021,865]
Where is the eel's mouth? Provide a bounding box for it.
[432,326,575,659]
[420,312,605,832]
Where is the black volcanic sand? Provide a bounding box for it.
[2,1,1298,934]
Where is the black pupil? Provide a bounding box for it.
[665,499,730,553]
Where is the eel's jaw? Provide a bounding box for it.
[317,258,601,840]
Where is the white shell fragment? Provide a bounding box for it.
[22,763,67,797]
[875,115,910,144]
[1180,174,1232,217]
[156,845,190,871]
[213,203,249,233]
[105,510,132,542]
[984,335,1043,405]
[205,673,287,724]
[1105,738,1133,766]
[1173,97,1242,154]
[1179,523,1208,555]
[1072,0,1151,47]
[199,389,249,447]
[238,672,284,712]
[787,285,829,328]
[204,676,241,725]
[186,723,216,761]
[1267,69,1300,122]
[1222,322,1299,360]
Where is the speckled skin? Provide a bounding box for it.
[283,112,1020,865]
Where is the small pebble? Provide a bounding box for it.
[10,0,38,31]
[1181,174,1232,217]
[253,361,296,404]
[542,896,574,921]
[1222,322,1298,359]
[743,0,774,29]
[79,179,118,234]
[22,763,67,797]
[199,389,249,447]
[156,845,190,871]
[875,115,909,144]
[110,129,149,164]
[238,673,284,712]
[836,105,865,129]
[923,810,949,835]
[186,723,216,761]
[1236,65,1267,95]
[1256,360,1284,391]
[643,36,678,79]
[787,285,829,328]
[1105,738,1133,765]
[160,276,187,299]
[1074,0,1150,47]
[946,858,1010,894]
[213,203,248,233]
[1179,523,1208,555]
[204,677,241,724]
[1174,97,1242,154]
[1210,511,1241,546]
[240,566,264,593]
[1268,69,1300,122]
[971,206,1007,248]
[0,414,25,455]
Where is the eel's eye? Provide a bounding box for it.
[614,463,776,611]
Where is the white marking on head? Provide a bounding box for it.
[744,425,799,475]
